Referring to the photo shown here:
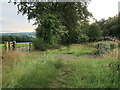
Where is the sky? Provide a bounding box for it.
[0,0,120,33]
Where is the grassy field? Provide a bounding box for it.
[0,44,4,50]
[2,41,119,88]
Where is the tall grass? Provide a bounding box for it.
[45,44,96,55]
[2,51,64,88]
[54,57,118,88]
[2,41,119,88]
[64,44,96,55]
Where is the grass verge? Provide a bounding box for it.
[2,41,119,88]
[52,57,118,88]
[2,51,64,88]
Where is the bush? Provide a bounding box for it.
[33,38,60,51]
[33,38,48,51]
[88,24,102,41]
[77,34,89,44]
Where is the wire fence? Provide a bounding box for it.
[97,41,119,58]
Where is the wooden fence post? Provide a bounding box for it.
[29,42,32,51]
[12,41,16,50]
[4,42,8,51]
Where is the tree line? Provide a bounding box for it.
[96,15,120,39]
[81,15,120,42]
[1,35,32,43]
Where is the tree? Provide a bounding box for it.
[88,23,102,41]
[16,37,23,42]
[35,13,66,45]
[94,15,120,40]
[96,18,106,30]
[103,15,120,38]
[14,2,92,44]
[9,36,15,41]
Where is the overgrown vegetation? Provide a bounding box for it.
[2,42,118,88]
[51,57,118,88]
[2,51,64,88]
[96,15,120,39]
[2,1,119,88]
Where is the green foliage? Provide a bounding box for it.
[15,2,92,44]
[102,29,109,37]
[109,25,120,37]
[33,38,60,51]
[33,38,48,51]
[96,15,120,39]
[77,34,89,43]
[88,23,102,41]
[48,44,96,56]
[35,14,66,45]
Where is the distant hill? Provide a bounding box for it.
[0,32,36,35]
[0,32,36,38]
[0,32,36,43]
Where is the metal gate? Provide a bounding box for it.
[16,42,32,52]
[97,37,118,57]
[3,41,32,52]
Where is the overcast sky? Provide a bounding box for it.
[0,0,120,33]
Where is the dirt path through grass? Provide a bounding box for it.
[50,52,118,88]
[58,54,99,60]
[58,54,80,60]
[50,59,69,88]
[50,54,82,88]
[50,56,71,88]
[50,54,93,88]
